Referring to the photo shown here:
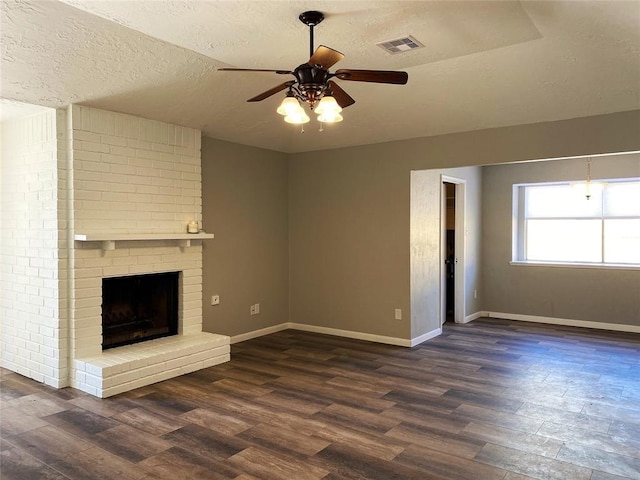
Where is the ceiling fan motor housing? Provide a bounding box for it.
[294,64,330,107]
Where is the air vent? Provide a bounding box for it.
[377,36,424,54]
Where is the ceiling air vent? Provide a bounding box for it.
[377,36,424,54]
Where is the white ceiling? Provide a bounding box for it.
[1,1,639,153]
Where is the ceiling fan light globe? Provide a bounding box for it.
[277,97,301,116]
[315,96,342,115]
[284,111,310,124]
[317,112,343,123]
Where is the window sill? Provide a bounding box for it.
[509,261,639,271]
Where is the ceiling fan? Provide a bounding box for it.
[219,11,409,125]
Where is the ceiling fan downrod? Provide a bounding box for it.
[299,11,324,58]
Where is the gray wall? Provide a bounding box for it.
[289,111,640,340]
[200,110,640,341]
[201,137,289,336]
[289,147,412,339]
[482,154,640,326]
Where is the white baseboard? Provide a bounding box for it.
[461,311,484,324]
[232,322,421,347]
[410,328,442,347]
[230,311,639,348]
[481,311,640,334]
[230,323,289,344]
[288,323,413,347]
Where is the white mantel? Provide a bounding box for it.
[74,232,214,250]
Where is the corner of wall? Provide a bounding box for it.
[0,107,67,387]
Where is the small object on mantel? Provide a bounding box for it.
[187,220,199,234]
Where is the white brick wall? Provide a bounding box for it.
[1,105,229,397]
[0,109,67,387]
[68,106,227,396]
[71,105,202,234]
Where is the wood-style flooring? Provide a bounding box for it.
[1,318,639,480]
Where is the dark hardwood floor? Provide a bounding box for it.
[1,318,639,480]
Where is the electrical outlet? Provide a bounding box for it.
[395,308,402,320]
[250,305,256,315]
[254,303,260,314]
[211,295,220,305]
[474,289,478,300]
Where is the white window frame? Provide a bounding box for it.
[511,179,640,270]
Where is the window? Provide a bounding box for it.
[513,180,640,266]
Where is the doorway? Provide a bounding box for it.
[444,182,456,322]
[441,176,466,325]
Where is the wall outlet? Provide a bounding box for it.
[254,303,260,314]
[250,305,256,315]
[474,289,478,300]
[395,308,402,320]
[211,295,220,305]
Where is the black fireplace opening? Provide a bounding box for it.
[102,271,179,350]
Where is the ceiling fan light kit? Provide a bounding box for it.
[219,10,408,130]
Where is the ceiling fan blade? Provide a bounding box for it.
[327,81,355,109]
[219,68,292,75]
[308,45,344,70]
[247,81,295,102]
[335,69,408,85]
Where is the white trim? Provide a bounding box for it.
[230,312,640,349]
[410,328,442,346]
[461,311,484,324]
[75,232,214,251]
[230,323,289,344]
[440,175,467,326]
[289,323,412,347]
[454,180,466,325]
[74,232,214,241]
[510,261,639,271]
[230,311,640,348]
[440,181,447,327]
[482,311,640,334]
[231,322,419,347]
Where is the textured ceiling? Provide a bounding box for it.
[1,1,639,153]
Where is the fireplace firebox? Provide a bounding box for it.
[101,272,179,350]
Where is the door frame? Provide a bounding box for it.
[440,175,466,325]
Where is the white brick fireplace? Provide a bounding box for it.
[1,105,229,398]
